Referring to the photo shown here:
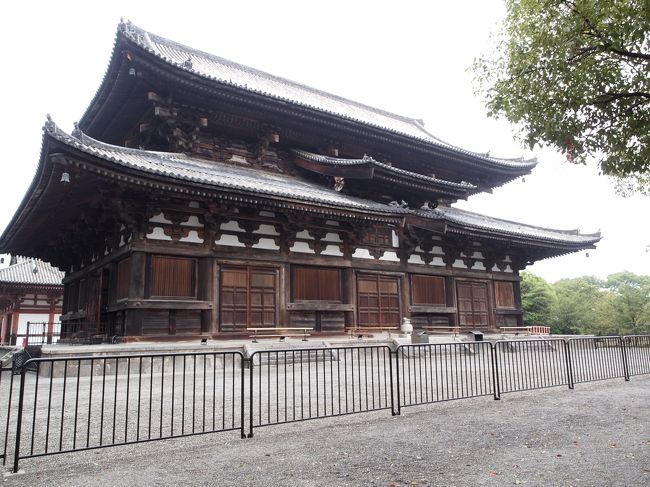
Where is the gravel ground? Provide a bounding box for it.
[3,374,649,486]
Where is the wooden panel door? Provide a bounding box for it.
[456,281,489,329]
[220,266,277,331]
[249,269,277,327]
[357,274,401,328]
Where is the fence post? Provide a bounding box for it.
[2,368,16,466]
[394,348,401,415]
[240,353,246,438]
[247,355,255,438]
[620,337,630,382]
[490,343,501,400]
[564,340,574,390]
[12,363,28,473]
[388,348,396,416]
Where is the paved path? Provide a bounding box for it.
[3,375,649,486]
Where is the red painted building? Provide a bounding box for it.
[0,257,63,344]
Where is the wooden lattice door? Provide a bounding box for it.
[220,266,277,331]
[456,281,489,329]
[357,274,401,328]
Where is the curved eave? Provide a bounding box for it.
[79,23,537,185]
[292,149,475,200]
[0,128,57,254]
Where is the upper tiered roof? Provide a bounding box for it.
[79,21,537,189]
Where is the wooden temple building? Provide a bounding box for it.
[0,22,600,341]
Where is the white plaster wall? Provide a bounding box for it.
[321,245,344,256]
[452,259,465,269]
[290,242,315,254]
[149,213,173,224]
[215,234,245,247]
[295,230,313,240]
[182,215,203,227]
[220,220,245,232]
[379,251,400,262]
[391,230,399,248]
[147,227,172,241]
[253,238,280,251]
[472,261,486,271]
[323,232,342,243]
[408,254,425,265]
[180,230,204,244]
[352,248,373,259]
[17,314,59,336]
[254,224,280,236]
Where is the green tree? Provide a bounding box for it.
[602,271,650,333]
[520,272,558,327]
[474,0,650,193]
[553,276,608,334]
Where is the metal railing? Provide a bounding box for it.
[494,338,571,394]
[623,335,650,376]
[9,351,244,473]
[395,342,495,412]
[248,346,394,436]
[10,322,62,346]
[1,335,648,472]
[567,336,628,384]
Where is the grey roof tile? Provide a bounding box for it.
[118,22,536,172]
[48,123,408,216]
[45,121,600,248]
[431,206,601,245]
[291,149,477,191]
[0,259,64,286]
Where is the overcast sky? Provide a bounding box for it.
[1,0,648,282]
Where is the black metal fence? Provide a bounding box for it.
[1,335,648,473]
[248,346,394,436]
[9,322,62,346]
[494,338,571,394]
[624,335,650,376]
[396,342,496,412]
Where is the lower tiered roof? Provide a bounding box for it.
[0,119,601,259]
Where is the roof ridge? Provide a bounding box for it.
[122,21,425,127]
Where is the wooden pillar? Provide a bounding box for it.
[198,257,216,335]
[343,268,356,330]
[125,251,146,336]
[446,276,458,330]
[0,314,7,344]
[513,277,523,326]
[47,300,56,344]
[212,262,220,335]
[10,308,20,335]
[7,314,15,345]
[401,273,411,321]
[280,263,290,327]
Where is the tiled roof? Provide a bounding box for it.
[46,121,408,217]
[115,22,537,172]
[430,206,601,245]
[43,121,599,249]
[0,258,64,286]
[291,149,477,192]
